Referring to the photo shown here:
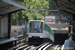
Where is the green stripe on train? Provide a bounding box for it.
[43,23,54,37]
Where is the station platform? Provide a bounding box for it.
[0,38,18,50]
[61,40,75,50]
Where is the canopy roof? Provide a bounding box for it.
[54,0,75,15]
[0,0,25,14]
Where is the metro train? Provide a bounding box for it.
[27,20,68,44]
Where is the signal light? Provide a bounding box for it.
[68,17,71,20]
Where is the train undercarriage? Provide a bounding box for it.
[28,33,68,45]
[28,36,53,45]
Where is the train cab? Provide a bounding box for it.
[28,20,44,44]
[29,21,43,33]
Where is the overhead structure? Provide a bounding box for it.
[54,0,75,15]
[0,0,25,14]
[0,0,25,49]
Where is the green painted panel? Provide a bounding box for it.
[43,23,45,30]
[43,23,54,37]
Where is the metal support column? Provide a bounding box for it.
[71,14,75,41]
[8,13,12,39]
[73,14,75,33]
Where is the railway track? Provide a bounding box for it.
[50,44,59,50]
[56,45,62,50]
[34,42,52,50]
[14,45,34,50]
[12,42,62,50]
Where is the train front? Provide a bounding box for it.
[28,20,44,45]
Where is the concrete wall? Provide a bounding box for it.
[55,16,67,23]
[3,14,8,38]
[0,14,8,38]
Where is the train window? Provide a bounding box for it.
[29,21,43,33]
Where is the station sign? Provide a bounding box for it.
[45,16,55,24]
[13,30,17,33]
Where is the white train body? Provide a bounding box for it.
[27,20,54,44]
[27,20,68,44]
[28,20,44,38]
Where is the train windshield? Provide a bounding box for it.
[29,21,43,33]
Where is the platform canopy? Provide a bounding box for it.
[0,0,25,14]
[54,0,75,15]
